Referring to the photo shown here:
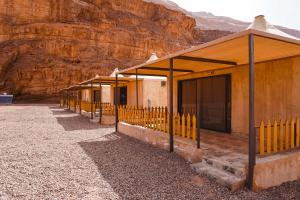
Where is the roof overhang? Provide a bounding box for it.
[79,76,139,86]
[118,29,300,77]
[61,85,98,91]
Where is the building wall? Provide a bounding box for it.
[127,80,144,106]
[142,79,167,107]
[168,56,300,135]
[102,86,111,103]
[81,86,111,103]
[109,84,128,105]
[82,89,90,102]
[110,79,167,107]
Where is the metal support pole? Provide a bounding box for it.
[75,90,78,113]
[60,92,62,107]
[76,90,79,112]
[62,92,65,107]
[99,79,102,124]
[65,91,67,108]
[169,58,174,152]
[196,97,201,148]
[136,69,139,107]
[115,74,119,132]
[247,33,256,189]
[79,87,82,115]
[64,91,66,108]
[73,91,76,112]
[90,81,94,119]
[68,90,70,110]
[71,91,73,111]
[64,92,66,108]
[65,92,67,108]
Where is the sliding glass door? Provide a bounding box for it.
[178,75,231,133]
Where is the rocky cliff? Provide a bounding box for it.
[0,0,230,101]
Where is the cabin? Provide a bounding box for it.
[116,16,300,191]
[61,74,167,125]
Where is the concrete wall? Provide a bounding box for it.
[118,122,203,163]
[167,56,300,135]
[253,150,300,191]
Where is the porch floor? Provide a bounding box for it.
[199,130,249,166]
[195,130,249,190]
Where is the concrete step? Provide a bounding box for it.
[191,162,246,191]
[202,157,247,178]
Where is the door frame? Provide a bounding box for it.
[177,74,232,133]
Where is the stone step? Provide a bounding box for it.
[191,162,246,191]
[202,157,247,178]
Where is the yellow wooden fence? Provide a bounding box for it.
[70,99,75,108]
[259,118,300,156]
[80,101,114,115]
[102,103,115,115]
[118,106,197,142]
[81,101,96,112]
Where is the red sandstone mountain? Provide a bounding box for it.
[0,0,230,101]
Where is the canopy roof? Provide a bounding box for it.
[118,29,300,77]
[79,76,138,86]
[60,84,99,92]
[247,15,299,40]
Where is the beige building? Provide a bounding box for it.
[117,16,300,191]
[110,78,167,107]
[79,77,167,108]
[81,86,110,104]
[170,56,300,136]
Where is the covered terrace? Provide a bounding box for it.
[61,75,140,125]
[116,27,300,189]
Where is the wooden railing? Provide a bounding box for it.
[81,101,95,112]
[70,99,75,108]
[118,106,197,142]
[102,103,115,116]
[259,118,300,156]
[80,101,114,115]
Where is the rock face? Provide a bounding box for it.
[0,0,229,101]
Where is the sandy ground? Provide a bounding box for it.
[0,105,299,200]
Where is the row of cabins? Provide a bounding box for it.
[60,16,300,191]
[61,75,167,124]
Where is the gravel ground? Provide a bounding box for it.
[0,105,299,200]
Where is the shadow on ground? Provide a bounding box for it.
[55,115,100,131]
[53,108,113,131]
[78,133,207,199]
[51,109,74,115]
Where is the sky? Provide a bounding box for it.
[169,0,300,30]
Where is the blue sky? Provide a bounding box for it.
[170,0,300,30]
